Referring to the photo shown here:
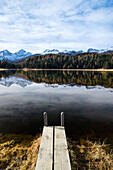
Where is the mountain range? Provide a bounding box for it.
[39,47,113,55]
[0,47,113,62]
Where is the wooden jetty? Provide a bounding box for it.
[35,112,71,170]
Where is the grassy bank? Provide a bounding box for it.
[1,133,113,169]
[0,133,41,170]
[68,136,113,170]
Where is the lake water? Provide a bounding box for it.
[0,70,113,139]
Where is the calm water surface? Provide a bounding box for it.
[0,70,113,138]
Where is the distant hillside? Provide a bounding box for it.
[18,52,113,69]
[0,60,16,69]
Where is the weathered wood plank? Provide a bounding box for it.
[54,126,71,170]
[35,126,53,170]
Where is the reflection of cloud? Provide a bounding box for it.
[0,0,113,52]
[0,80,113,134]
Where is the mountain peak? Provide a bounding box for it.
[15,49,26,55]
[0,49,12,58]
[87,48,99,53]
[4,49,9,52]
[18,49,26,53]
[42,49,59,55]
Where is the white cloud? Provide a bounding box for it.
[0,0,113,53]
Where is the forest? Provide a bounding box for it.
[0,60,16,68]
[18,52,113,69]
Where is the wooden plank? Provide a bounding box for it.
[54,126,71,170]
[35,126,53,170]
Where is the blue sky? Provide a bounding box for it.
[0,0,113,53]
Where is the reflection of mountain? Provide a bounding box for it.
[0,74,32,87]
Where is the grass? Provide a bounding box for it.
[0,133,41,170]
[1,132,113,170]
[68,136,113,170]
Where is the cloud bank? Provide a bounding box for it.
[0,0,113,53]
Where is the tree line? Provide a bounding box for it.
[0,60,16,68]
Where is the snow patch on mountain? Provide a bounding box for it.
[42,49,60,55]
[41,49,84,56]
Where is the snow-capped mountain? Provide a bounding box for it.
[42,47,113,55]
[87,47,113,53]
[87,48,100,53]
[59,50,77,55]
[59,50,84,56]
[42,49,60,55]
[41,49,84,56]
[0,49,32,61]
[41,47,113,55]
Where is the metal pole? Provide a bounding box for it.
[61,112,64,126]
[43,112,48,126]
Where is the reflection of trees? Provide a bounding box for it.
[17,70,113,88]
[0,70,113,88]
[0,70,16,78]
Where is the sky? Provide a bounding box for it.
[0,0,113,53]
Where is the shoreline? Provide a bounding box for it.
[0,68,113,72]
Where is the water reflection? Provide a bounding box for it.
[0,70,113,139]
[0,70,113,88]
